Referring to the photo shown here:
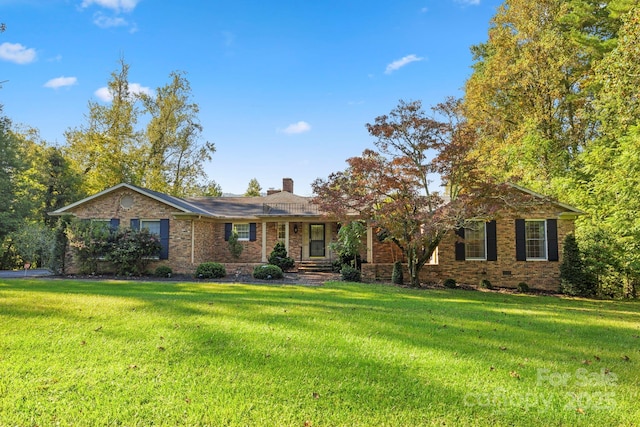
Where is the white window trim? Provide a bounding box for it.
[525,219,548,261]
[234,223,250,241]
[427,247,439,265]
[465,221,487,261]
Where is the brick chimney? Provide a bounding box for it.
[282,178,294,193]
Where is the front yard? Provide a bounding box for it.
[0,278,638,426]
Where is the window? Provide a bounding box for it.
[141,220,161,236]
[130,218,170,260]
[525,220,547,260]
[234,223,250,241]
[464,221,486,260]
[277,223,286,241]
[225,223,256,242]
[427,247,439,265]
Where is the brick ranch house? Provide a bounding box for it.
[50,178,582,290]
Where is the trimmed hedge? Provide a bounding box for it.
[340,265,361,282]
[196,262,226,279]
[253,264,284,280]
[155,265,173,278]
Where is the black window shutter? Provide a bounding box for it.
[455,227,465,261]
[130,218,140,230]
[547,219,559,261]
[159,219,170,260]
[110,218,120,230]
[486,220,497,261]
[224,223,232,241]
[249,223,257,241]
[515,219,526,261]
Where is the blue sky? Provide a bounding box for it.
[1,0,502,195]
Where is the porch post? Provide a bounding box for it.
[261,221,267,262]
[285,221,290,254]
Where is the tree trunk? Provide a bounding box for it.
[407,250,420,287]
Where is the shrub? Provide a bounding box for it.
[196,262,226,279]
[227,230,243,259]
[268,242,295,271]
[155,265,173,278]
[331,260,343,273]
[253,264,283,280]
[517,282,530,293]
[479,279,493,290]
[392,261,404,285]
[67,219,113,274]
[330,221,366,269]
[340,265,361,282]
[560,234,596,297]
[106,228,162,276]
[443,278,457,289]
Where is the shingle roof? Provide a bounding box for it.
[50,183,322,219]
[185,191,320,218]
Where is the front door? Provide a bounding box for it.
[309,224,325,257]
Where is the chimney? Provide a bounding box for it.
[282,178,294,193]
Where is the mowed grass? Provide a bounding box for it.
[0,279,639,426]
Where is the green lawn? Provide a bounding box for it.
[0,279,638,426]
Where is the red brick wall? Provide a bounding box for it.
[362,207,575,291]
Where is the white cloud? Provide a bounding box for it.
[0,42,37,64]
[93,12,128,28]
[280,121,311,135]
[81,0,140,13]
[44,76,78,89]
[94,82,152,102]
[384,54,424,74]
[455,0,480,5]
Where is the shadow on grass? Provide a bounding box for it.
[2,278,639,425]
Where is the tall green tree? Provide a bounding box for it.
[465,0,593,194]
[244,178,262,197]
[138,71,215,197]
[464,0,634,196]
[65,58,142,193]
[11,127,83,225]
[66,60,215,196]
[575,7,640,297]
[0,107,23,243]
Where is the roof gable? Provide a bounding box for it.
[49,183,211,216]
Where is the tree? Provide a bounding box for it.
[11,127,83,225]
[138,71,215,197]
[244,178,262,197]
[560,234,594,297]
[227,230,243,259]
[313,99,526,287]
[65,58,142,193]
[11,222,56,268]
[573,8,640,298]
[192,179,223,197]
[330,221,366,268]
[65,60,215,196]
[0,106,32,268]
[268,242,295,271]
[464,0,635,197]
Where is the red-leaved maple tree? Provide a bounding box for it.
[312,98,524,287]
